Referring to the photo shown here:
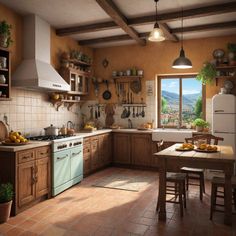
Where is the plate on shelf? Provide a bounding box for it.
[213,49,225,59]
[1,141,29,146]
[224,80,234,90]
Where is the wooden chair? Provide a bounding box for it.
[156,140,187,217]
[182,134,224,201]
[210,176,236,220]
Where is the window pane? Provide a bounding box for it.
[182,78,202,126]
[161,79,180,126]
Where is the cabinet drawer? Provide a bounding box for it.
[17,150,35,164]
[83,138,90,146]
[83,144,90,155]
[36,146,50,159]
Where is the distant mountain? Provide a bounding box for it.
[162,90,201,110]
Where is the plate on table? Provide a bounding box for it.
[175,147,194,152]
[1,141,29,146]
[194,148,218,153]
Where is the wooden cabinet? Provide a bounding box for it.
[113,133,131,164]
[131,134,152,167]
[60,66,90,96]
[215,65,236,86]
[83,133,112,176]
[0,47,11,100]
[0,145,51,215]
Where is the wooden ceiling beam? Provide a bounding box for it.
[56,2,236,36]
[159,23,179,42]
[171,21,236,33]
[95,0,145,46]
[78,20,236,46]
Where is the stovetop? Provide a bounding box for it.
[28,134,76,141]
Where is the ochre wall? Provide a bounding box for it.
[93,35,236,101]
[0,3,93,75]
[0,2,23,72]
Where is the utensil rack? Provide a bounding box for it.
[122,103,146,107]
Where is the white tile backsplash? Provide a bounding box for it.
[0,88,80,136]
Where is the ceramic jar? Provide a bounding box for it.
[0,57,7,69]
[0,75,6,84]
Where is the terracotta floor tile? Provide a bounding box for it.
[39,225,66,236]
[18,219,38,230]
[0,223,14,234]
[5,227,25,236]
[28,222,50,234]
[7,215,27,226]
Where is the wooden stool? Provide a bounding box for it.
[210,176,236,220]
[157,172,187,217]
[181,167,205,201]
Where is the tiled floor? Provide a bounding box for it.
[0,167,236,236]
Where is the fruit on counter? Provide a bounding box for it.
[84,124,94,129]
[5,131,28,144]
[179,143,194,150]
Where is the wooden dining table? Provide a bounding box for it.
[154,144,235,225]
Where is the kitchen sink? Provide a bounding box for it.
[152,129,193,142]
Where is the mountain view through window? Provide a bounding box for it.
[160,77,202,127]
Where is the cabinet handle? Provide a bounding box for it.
[23,155,31,159]
[57,154,68,160]
[71,151,81,157]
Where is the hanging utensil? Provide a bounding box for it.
[95,107,98,119]
[98,106,101,118]
[102,80,112,100]
[141,106,145,117]
[121,107,128,119]
[126,106,131,118]
[132,107,135,118]
[136,107,139,117]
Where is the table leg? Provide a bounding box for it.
[224,173,232,225]
[158,157,166,221]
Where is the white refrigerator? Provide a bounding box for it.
[212,94,236,153]
[210,94,236,178]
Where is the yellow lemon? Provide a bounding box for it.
[10,135,17,141]
[15,139,21,143]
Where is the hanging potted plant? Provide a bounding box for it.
[227,43,236,66]
[193,118,209,132]
[196,62,217,85]
[0,20,13,48]
[0,183,13,223]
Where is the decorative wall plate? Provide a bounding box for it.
[213,49,225,59]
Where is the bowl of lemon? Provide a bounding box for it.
[2,131,29,146]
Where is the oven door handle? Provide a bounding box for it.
[57,154,68,160]
[71,151,82,157]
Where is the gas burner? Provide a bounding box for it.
[28,134,75,141]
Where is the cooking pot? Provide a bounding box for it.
[44,124,59,136]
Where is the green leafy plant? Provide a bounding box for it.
[227,43,236,53]
[193,118,208,128]
[0,183,13,203]
[0,20,13,47]
[196,62,217,85]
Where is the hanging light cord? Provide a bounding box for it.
[181,7,183,49]
[155,0,158,23]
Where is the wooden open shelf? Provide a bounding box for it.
[113,76,143,83]
[0,83,8,87]
[0,68,8,72]
[68,58,91,67]
[50,98,84,111]
[216,65,236,70]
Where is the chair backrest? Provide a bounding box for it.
[156,139,164,152]
[185,134,224,145]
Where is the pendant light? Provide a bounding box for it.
[172,8,192,69]
[148,0,165,42]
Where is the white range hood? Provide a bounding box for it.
[12,15,70,92]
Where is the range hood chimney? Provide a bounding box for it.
[12,15,70,92]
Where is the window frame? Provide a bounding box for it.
[158,74,206,128]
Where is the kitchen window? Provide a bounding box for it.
[158,75,205,128]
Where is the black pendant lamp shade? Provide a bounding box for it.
[172,8,192,69]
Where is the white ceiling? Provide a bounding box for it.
[0,0,236,48]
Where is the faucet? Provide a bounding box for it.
[128,119,133,129]
[67,121,74,129]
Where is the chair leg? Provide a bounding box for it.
[210,184,216,220]
[233,189,236,211]
[183,180,187,209]
[179,183,184,217]
[156,191,160,212]
[201,173,206,194]
[186,173,189,191]
[199,176,203,201]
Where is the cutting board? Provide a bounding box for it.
[0,121,8,141]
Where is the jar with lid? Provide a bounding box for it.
[0,75,6,84]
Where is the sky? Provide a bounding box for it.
[161,78,202,95]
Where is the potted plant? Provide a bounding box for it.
[0,20,13,48]
[0,183,13,223]
[227,43,236,66]
[193,118,209,132]
[196,62,217,85]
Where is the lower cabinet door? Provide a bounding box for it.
[18,161,35,207]
[70,147,83,179]
[35,157,50,198]
[53,150,70,188]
